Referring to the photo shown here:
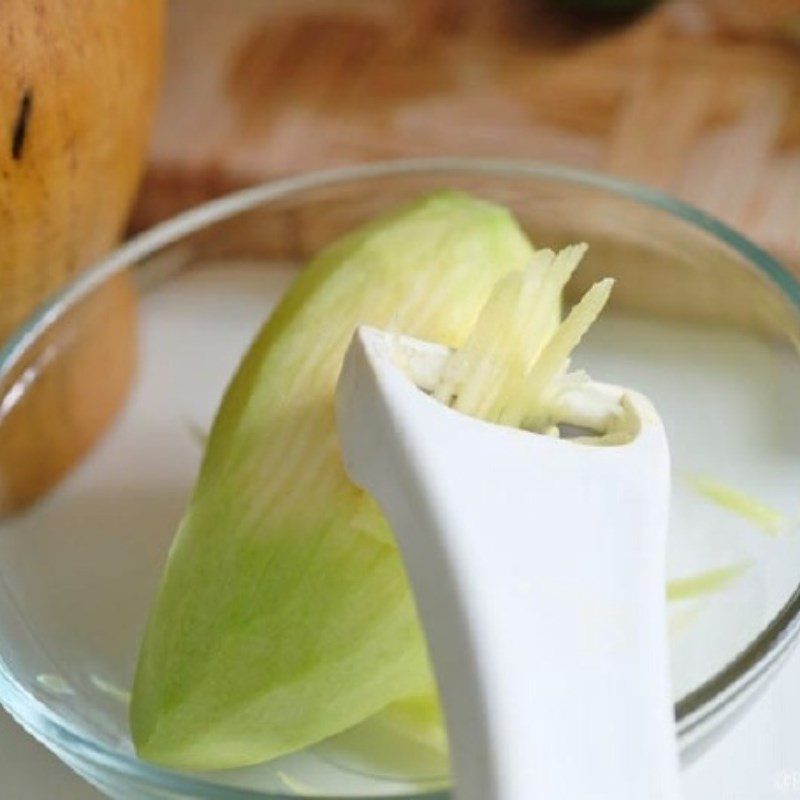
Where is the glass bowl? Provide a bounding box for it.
[1,159,800,799]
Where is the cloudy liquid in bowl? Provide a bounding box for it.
[1,260,799,797]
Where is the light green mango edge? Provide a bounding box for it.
[131,190,546,770]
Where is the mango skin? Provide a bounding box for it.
[131,191,540,770]
[0,0,163,513]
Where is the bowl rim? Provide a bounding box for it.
[2,156,800,799]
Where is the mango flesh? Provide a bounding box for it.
[131,191,548,769]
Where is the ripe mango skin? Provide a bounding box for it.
[131,191,540,770]
[0,0,163,513]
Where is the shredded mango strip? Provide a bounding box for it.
[666,562,751,602]
[503,278,614,430]
[684,473,784,536]
[433,243,613,435]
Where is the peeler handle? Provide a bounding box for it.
[336,328,683,800]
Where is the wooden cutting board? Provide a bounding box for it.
[134,0,800,267]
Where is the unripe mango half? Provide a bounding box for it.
[132,191,551,769]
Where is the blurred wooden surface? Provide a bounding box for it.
[135,0,800,266]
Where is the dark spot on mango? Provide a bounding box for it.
[12,89,33,160]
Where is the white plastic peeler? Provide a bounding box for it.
[335,326,682,800]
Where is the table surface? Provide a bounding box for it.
[3,645,800,799]
[135,0,800,269]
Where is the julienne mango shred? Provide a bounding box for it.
[430,243,613,433]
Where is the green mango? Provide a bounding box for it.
[131,191,545,769]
